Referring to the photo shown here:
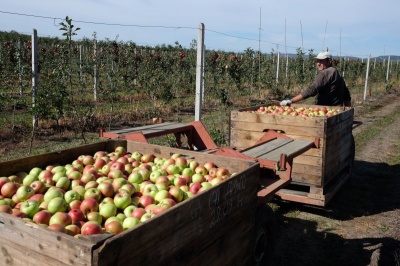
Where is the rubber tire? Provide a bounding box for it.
[253,204,276,265]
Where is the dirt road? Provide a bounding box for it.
[269,90,400,266]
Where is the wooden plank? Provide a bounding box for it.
[258,140,314,161]
[230,120,325,138]
[107,122,183,134]
[242,139,292,158]
[230,129,325,153]
[231,110,326,128]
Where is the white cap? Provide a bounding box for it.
[315,51,332,60]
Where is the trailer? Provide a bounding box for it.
[0,104,356,265]
[0,135,314,265]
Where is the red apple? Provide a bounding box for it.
[81,221,103,235]
[105,220,123,235]
[1,182,19,198]
[80,198,99,215]
[68,209,85,224]
[33,210,52,225]
[48,223,67,234]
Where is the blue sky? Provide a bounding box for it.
[1,0,399,58]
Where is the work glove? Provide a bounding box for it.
[280,99,292,106]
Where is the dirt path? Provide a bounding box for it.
[269,90,400,266]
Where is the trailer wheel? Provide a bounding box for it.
[253,204,276,265]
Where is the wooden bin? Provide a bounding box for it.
[230,104,354,206]
[0,140,259,266]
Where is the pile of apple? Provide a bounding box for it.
[0,146,232,237]
[251,105,342,117]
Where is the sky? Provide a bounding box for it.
[0,0,399,58]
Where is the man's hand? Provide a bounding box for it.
[280,99,292,106]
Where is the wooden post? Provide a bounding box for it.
[386,55,391,83]
[195,23,205,122]
[18,41,23,95]
[276,51,280,85]
[363,54,370,101]
[32,29,38,128]
[93,38,98,104]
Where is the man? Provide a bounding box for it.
[280,51,351,107]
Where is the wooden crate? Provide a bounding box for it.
[0,140,259,266]
[230,104,354,206]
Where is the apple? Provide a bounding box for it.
[68,209,85,224]
[22,174,38,186]
[81,221,103,235]
[72,185,86,199]
[141,154,155,163]
[49,212,72,226]
[204,162,217,171]
[65,224,81,236]
[131,207,146,219]
[181,168,194,177]
[30,180,47,194]
[138,195,155,208]
[188,160,199,171]
[173,177,187,187]
[15,185,35,202]
[149,170,162,183]
[100,164,111,176]
[189,182,202,194]
[120,183,136,196]
[86,211,102,224]
[20,200,40,218]
[153,204,169,215]
[195,166,208,176]
[29,167,43,177]
[81,173,96,184]
[114,190,132,210]
[115,146,127,157]
[142,184,159,198]
[8,175,22,184]
[112,178,127,191]
[131,151,142,162]
[43,187,64,202]
[138,168,151,181]
[99,202,117,220]
[84,188,102,202]
[216,167,230,177]
[33,210,52,225]
[67,170,82,181]
[122,217,141,230]
[123,205,137,217]
[93,158,107,170]
[168,186,184,202]
[191,173,205,183]
[0,205,12,214]
[210,177,224,186]
[166,164,181,175]
[98,182,115,198]
[47,197,68,214]
[105,220,124,235]
[0,177,10,191]
[29,193,44,204]
[69,199,82,210]
[140,212,155,222]
[1,182,19,198]
[48,223,67,234]
[128,172,143,184]
[174,157,188,168]
[80,198,99,215]
[154,190,171,204]
[84,180,99,190]
[55,176,70,191]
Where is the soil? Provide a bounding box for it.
[269,90,400,266]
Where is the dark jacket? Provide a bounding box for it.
[301,67,351,106]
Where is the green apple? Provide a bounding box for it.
[44,188,64,202]
[20,200,40,218]
[122,217,141,230]
[64,190,81,204]
[22,174,38,186]
[47,197,68,214]
[99,202,117,220]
